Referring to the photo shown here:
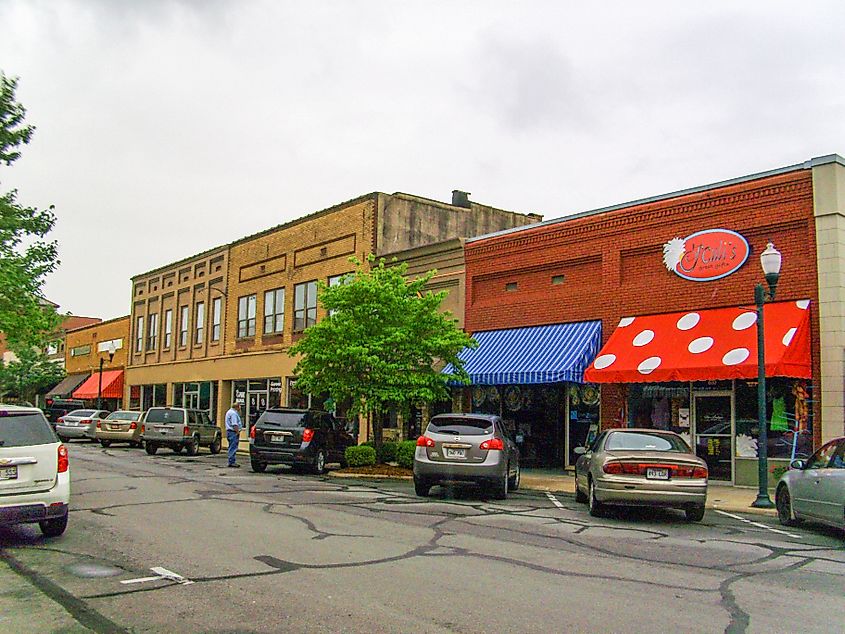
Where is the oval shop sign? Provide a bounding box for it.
[662,229,749,282]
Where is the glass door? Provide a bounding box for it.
[693,392,734,482]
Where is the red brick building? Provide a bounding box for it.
[457,155,844,486]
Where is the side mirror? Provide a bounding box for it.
[574,446,587,455]
[789,459,806,470]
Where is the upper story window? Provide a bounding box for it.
[211,297,222,342]
[147,313,158,351]
[294,281,317,332]
[327,273,350,316]
[195,302,205,344]
[163,309,173,348]
[135,316,144,353]
[238,294,256,338]
[179,305,189,347]
[264,288,285,335]
[70,344,91,357]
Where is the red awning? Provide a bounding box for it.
[584,300,811,383]
[72,370,125,400]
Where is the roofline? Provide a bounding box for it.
[65,314,130,333]
[467,154,845,245]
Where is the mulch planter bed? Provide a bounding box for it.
[336,465,413,477]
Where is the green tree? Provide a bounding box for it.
[0,72,60,348]
[0,346,65,404]
[289,255,476,450]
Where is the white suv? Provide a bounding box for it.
[0,405,70,537]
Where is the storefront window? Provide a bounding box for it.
[568,384,600,466]
[735,379,812,460]
[627,383,691,440]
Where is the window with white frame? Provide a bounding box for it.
[327,272,350,316]
[147,313,158,350]
[163,309,173,348]
[179,305,189,347]
[195,302,205,344]
[264,288,285,335]
[293,281,317,332]
[71,344,91,357]
[238,294,256,338]
[211,297,221,341]
[135,316,144,352]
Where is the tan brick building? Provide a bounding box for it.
[60,316,130,409]
[125,191,541,444]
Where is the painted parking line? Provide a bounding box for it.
[714,509,802,539]
[121,567,193,585]
[545,491,566,509]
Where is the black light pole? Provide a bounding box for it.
[96,343,117,411]
[751,242,782,509]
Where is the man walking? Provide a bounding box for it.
[225,402,242,468]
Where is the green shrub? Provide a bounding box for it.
[397,440,416,469]
[345,445,376,467]
[361,440,399,463]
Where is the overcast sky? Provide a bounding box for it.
[2,0,844,320]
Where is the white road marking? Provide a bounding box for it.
[121,567,194,585]
[714,509,802,539]
[545,491,565,509]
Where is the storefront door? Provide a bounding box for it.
[692,392,734,482]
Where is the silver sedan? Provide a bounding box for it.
[575,428,709,522]
[776,436,845,530]
[55,409,110,442]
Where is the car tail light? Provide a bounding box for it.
[96,421,101,429]
[249,425,256,439]
[183,426,191,436]
[302,428,314,443]
[691,466,708,479]
[603,461,624,475]
[480,437,504,451]
[57,445,69,473]
[57,417,64,424]
[129,422,137,430]
[416,435,435,447]
[140,424,145,434]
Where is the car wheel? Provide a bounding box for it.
[99,439,111,448]
[685,504,706,522]
[588,478,605,517]
[508,463,520,491]
[173,445,184,454]
[251,459,267,473]
[776,485,801,526]
[145,442,158,455]
[39,514,68,538]
[185,436,200,456]
[209,434,222,455]
[313,449,326,475]
[575,482,588,503]
[491,471,509,500]
[414,476,430,497]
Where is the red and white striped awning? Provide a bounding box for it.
[583,300,811,383]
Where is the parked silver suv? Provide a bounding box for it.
[142,407,222,456]
[413,413,520,499]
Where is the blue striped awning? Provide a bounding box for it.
[444,321,602,385]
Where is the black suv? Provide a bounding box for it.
[249,408,355,474]
[42,399,86,426]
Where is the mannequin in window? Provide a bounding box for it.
[651,396,670,429]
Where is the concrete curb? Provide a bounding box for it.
[328,471,413,481]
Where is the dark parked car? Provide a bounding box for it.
[249,408,355,474]
[413,413,521,499]
[42,399,86,425]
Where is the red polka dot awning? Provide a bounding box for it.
[584,300,812,383]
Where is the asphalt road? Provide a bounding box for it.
[1,443,844,634]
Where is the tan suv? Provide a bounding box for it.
[141,407,222,456]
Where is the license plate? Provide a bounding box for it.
[270,435,286,443]
[0,466,18,480]
[109,424,121,431]
[444,448,466,459]
[646,468,670,480]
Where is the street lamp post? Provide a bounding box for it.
[751,242,782,509]
[96,342,117,410]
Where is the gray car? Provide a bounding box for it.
[413,413,520,499]
[776,436,845,530]
[142,407,222,456]
[575,428,709,522]
[55,409,110,442]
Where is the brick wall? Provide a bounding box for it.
[65,316,131,374]
[465,169,821,441]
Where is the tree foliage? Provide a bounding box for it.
[0,346,65,404]
[289,255,476,444]
[0,72,60,348]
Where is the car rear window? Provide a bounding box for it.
[67,409,96,417]
[144,409,185,424]
[427,417,494,436]
[0,412,57,447]
[256,411,308,427]
[605,431,688,452]
[107,412,140,421]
